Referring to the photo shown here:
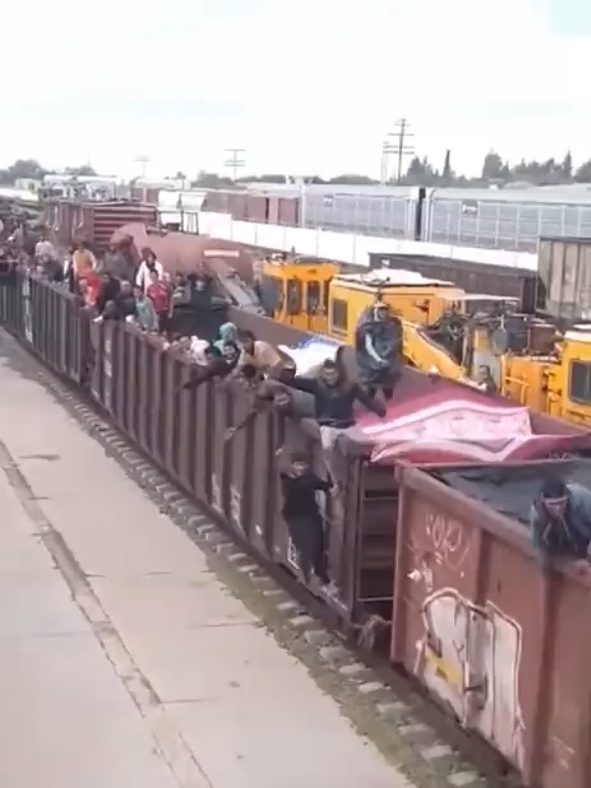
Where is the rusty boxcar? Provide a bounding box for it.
[2,276,591,788]
[392,460,591,788]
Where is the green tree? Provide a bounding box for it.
[482,151,504,180]
[65,165,97,177]
[328,174,378,185]
[562,150,573,180]
[575,160,591,183]
[7,159,45,182]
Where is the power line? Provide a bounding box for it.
[382,119,415,183]
[224,148,246,180]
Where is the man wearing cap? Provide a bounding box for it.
[530,476,591,564]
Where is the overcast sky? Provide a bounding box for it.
[4,0,589,180]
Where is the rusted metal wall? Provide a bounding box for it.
[45,200,157,253]
[392,462,591,788]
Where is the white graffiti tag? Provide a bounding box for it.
[425,511,470,572]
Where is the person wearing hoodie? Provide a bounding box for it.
[530,476,591,565]
[214,322,240,353]
[355,300,403,401]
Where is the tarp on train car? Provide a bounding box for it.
[351,381,591,464]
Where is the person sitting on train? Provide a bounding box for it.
[181,341,241,390]
[131,284,159,332]
[355,300,402,402]
[136,247,163,293]
[238,329,282,375]
[530,476,591,564]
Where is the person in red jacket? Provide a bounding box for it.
[146,269,172,334]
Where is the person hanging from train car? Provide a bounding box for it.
[146,269,172,334]
[181,341,241,391]
[135,247,163,293]
[285,357,386,487]
[355,300,403,402]
[280,452,332,589]
[530,476,591,565]
[237,329,283,375]
[34,227,58,269]
[131,284,159,332]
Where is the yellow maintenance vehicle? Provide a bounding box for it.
[259,249,591,425]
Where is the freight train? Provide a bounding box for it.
[1,273,591,788]
[201,183,591,253]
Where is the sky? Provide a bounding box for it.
[4,0,590,180]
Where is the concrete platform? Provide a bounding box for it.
[0,328,412,788]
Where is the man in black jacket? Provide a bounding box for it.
[285,358,386,486]
[280,452,332,587]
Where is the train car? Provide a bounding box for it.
[2,276,591,788]
[368,251,539,314]
[43,199,158,253]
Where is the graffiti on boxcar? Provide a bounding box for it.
[424,510,470,573]
[414,587,525,770]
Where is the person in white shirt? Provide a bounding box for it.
[34,235,57,264]
[136,247,164,292]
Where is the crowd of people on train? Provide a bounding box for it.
[6,223,591,586]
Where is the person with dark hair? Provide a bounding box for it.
[355,300,403,401]
[95,271,121,315]
[181,341,240,390]
[530,476,591,563]
[280,452,332,587]
[285,357,386,488]
[136,248,163,293]
[238,329,282,374]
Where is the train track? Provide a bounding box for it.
[2,327,523,788]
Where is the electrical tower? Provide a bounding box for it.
[224,148,246,180]
[381,119,414,183]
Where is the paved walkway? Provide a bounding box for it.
[0,328,412,788]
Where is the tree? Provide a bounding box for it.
[562,150,573,181]
[327,174,378,185]
[575,160,591,183]
[401,156,439,185]
[442,150,453,182]
[7,159,45,182]
[65,165,97,177]
[481,151,504,180]
[192,170,236,188]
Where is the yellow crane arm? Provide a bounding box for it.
[401,320,472,384]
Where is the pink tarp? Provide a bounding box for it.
[350,387,591,465]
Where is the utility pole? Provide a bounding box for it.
[224,148,246,181]
[134,156,151,180]
[383,119,414,183]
